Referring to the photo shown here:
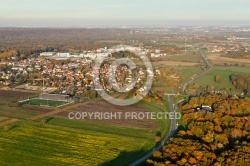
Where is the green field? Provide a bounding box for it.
[24,98,70,108]
[0,88,172,166]
[0,100,171,166]
[193,66,250,90]
[0,121,155,166]
[168,52,203,63]
[172,66,204,82]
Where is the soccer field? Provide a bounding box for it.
[25,98,70,108]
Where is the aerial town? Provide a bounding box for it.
[0,0,250,165]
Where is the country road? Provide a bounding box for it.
[174,49,213,93]
[129,94,177,166]
[129,49,212,166]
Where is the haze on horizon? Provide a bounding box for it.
[0,0,250,27]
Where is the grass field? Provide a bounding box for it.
[172,66,204,82]
[0,121,155,166]
[193,66,250,90]
[168,53,203,63]
[24,98,70,108]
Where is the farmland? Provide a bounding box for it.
[56,100,160,129]
[0,90,169,165]
[0,121,155,166]
[207,53,250,67]
[0,90,52,119]
[0,90,38,104]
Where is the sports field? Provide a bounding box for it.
[23,98,70,108]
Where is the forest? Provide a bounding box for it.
[230,74,250,93]
[147,94,250,166]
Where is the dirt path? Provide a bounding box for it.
[0,119,19,127]
[28,102,85,121]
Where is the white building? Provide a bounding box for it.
[40,52,55,57]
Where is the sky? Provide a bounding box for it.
[0,0,250,27]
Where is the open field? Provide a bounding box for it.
[56,100,161,130]
[0,90,38,102]
[0,116,9,122]
[172,66,204,82]
[152,60,199,66]
[193,66,250,89]
[0,90,53,119]
[0,118,19,127]
[0,105,53,119]
[207,54,250,66]
[0,88,170,165]
[0,121,155,166]
[167,54,203,64]
[151,66,204,92]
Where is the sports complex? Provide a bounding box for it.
[19,93,74,108]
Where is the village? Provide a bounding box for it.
[0,45,176,99]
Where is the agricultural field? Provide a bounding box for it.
[56,100,160,129]
[0,90,52,119]
[0,89,171,166]
[0,116,9,122]
[151,60,199,67]
[0,121,156,166]
[207,53,250,67]
[0,90,38,103]
[167,52,203,64]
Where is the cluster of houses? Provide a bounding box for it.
[39,45,169,60]
[0,45,163,97]
[207,37,249,53]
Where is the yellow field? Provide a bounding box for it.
[0,121,155,166]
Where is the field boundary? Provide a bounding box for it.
[0,119,19,127]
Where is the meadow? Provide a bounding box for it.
[193,66,250,90]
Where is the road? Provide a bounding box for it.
[174,49,213,93]
[130,49,212,166]
[129,94,177,166]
